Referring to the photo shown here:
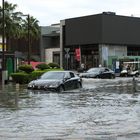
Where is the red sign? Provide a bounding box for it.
[75,48,81,61]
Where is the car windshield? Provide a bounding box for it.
[40,72,65,80]
[87,68,101,73]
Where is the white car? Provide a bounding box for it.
[120,69,139,77]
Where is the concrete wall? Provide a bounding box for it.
[45,48,60,64]
[40,26,60,62]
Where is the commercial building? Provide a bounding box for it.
[60,12,140,72]
[40,24,60,65]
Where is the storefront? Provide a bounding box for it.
[60,12,140,71]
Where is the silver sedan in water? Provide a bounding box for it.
[27,71,82,92]
[79,67,115,79]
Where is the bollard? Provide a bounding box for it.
[15,83,20,91]
[15,92,19,109]
[132,76,137,93]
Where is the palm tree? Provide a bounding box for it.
[21,15,40,62]
[21,15,40,41]
[0,1,23,51]
[0,1,40,60]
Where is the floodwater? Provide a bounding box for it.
[0,77,140,139]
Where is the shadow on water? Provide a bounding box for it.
[0,83,30,109]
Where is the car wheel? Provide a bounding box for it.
[96,75,100,78]
[110,75,115,79]
[58,85,64,92]
[77,82,82,88]
[124,73,128,77]
[135,73,139,77]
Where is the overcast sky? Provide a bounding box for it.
[5,0,140,26]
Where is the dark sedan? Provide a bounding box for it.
[27,71,82,92]
[79,67,115,79]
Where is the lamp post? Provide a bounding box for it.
[27,14,30,65]
[2,0,6,86]
[22,14,30,64]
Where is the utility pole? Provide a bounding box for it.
[2,0,6,87]
[22,14,30,64]
[27,14,30,65]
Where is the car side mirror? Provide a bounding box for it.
[64,76,70,81]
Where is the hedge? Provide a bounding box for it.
[11,72,30,84]
[11,68,64,84]
[35,63,50,70]
[18,64,34,73]
[48,62,60,68]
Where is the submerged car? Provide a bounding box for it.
[79,67,115,79]
[28,71,82,92]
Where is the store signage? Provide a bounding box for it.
[75,48,81,61]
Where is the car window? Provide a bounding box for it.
[87,68,100,73]
[105,68,109,72]
[100,68,105,73]
[41,72,64,80]
[70,72,75,78]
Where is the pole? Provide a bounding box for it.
[27,14,30,65]
[22,14,30,65]
[2,0,6,87]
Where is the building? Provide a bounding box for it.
[40,24,60,65]
[60,12,140,72]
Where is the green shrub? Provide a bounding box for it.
[30,70,46,80]
[11,68,64,84]
[36,63,50,70]
[18,64,34,73]
[48,62,60,68]
[11,72,30,84]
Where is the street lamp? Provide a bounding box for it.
[2,0,6,86]
[22,14,30,64]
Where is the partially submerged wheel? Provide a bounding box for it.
[110,74,115,79]
[135,73,139,77]
[124,73,128,77]
[95,75,100,78]
[58,85,64,92]
[77,82,82,88]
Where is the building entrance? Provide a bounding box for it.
[63,45,99,71]
[81,46,99,69]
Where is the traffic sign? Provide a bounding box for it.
[64,48,70,53]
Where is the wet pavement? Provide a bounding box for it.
[0,77,140,139]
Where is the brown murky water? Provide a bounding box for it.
[0,77,140,140]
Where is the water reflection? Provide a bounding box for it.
[0,78,140,139]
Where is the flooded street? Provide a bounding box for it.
[0,77,140,139]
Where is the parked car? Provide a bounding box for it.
[79,67,115,79]
[27,71,82,92]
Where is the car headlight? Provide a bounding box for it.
[28,83,35,88]
[44,83,59,88]
[28,83,32,87]
[49,84,58,88]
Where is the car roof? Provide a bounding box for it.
[47,70,74,73]
[89,67,109,69]
[89,67,105,69]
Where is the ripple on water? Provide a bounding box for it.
[0,80,140,139]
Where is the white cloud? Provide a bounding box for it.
[6,0,140,25]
